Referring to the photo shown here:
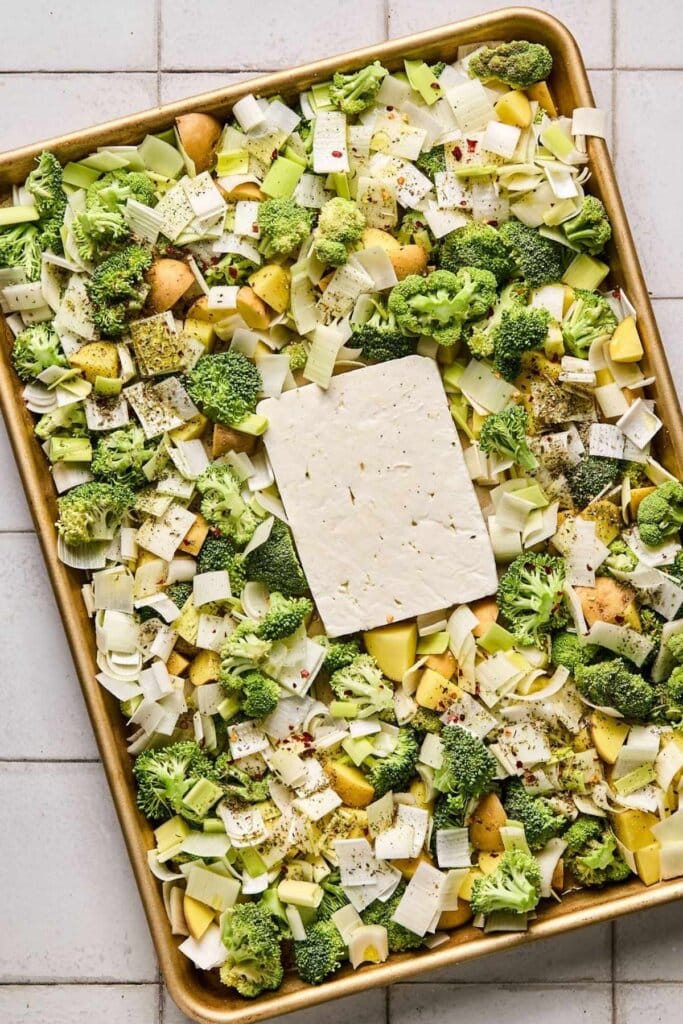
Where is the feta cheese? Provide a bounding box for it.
[259,357,497,635]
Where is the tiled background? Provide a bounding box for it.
[0,2,681,1021]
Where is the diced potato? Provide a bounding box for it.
[188,649,221,686]
[187,295,231,325]
[169,413,209,443]
[594,367,615,387]
[212,422,258,458]
[573,726,592,753]
[609,315,643,363]
[147,258,195,313]
[635,843,660,886]
[612,809,659,852]
[324,761,375,808]
[361,227,400,252]
[249,264,291,314]
[415,667,461,710]
[390,850,434,880]
[223,181,265,202]
[630,486,656,518]
[237,286,271,329]
[173,599,201,647]
[438,899,473,929]
[184,317,215,350]
[166,650,190,677]
[469,793,506,852]
[574,576,640,628]
[551,859,564,891]
[562,286,576,316]
[69,341,119,383]
[176,112,222,174]
[183,893,215,940]
[471,597,499,637]
[458,867,483,902]
[477,852,504,875]
[178,514,210,557]
[526,81,558,117]
[589,710,630,764]
[425,650,457,679]
[363,621,417,682]
[579,500,622,545]
[389,244,428,280]
[495,90,532,128]
[409,778,434,812]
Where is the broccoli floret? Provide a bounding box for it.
[313,196,365,267]
[470,849,542,915]
[561,196,612,256]
[11,323,67,383]
[133,740,219,822]
[464,279,529,358]
[365,728,419,798]
[197,534,246,594]
[86,244,153,338]
[411,707,444,736]
[258,592,313,640]
[499,218,565,289]
[185,351,262,427]
[220,903,283,997]
[205,252,258,286]
[551,631,598,672]
[257,198,313,260]
[361,882,424,952]
[640,607,664,654]
[316,871,348,921]
[329,61,387,115]
[662,665,683,722]
[258,885,291,937]
[35,403,88,440]
[244,518,309,597]
[56,481,134,547]
[220,667,280,719]
[415,145,447,180]
[561,289,618,358]
[469,40,553,89]
[281,340,309,372]
[430,792,467,855]
[0,223,42,280]
[196,463,264,545]
[563,816,631,888]
[666,634,683,665]
[389,267,497,346]
[397,210,437,257]
[317,636,361,675]
[433,724,496,799]
[504,778,566,851]
[86,169,156,211]
[497,552,569,645]
[329,654,394,719]
[598,538,639,578]
[637,481,683,548]
[575,658,656,719]
[350,298,417,362]
[221,621,273,666]
[492,305,550,381]
[440,222,514,286]
[72,204,130,263]
[25,151,67,253]
[479,404,538,472]
[566,455,623,510]
[294,919,346,985]
[215,754,270,802]
[91,425,155,489]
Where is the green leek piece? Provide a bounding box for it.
[233,412,269,436]
[120,694,143,718]
[48,436,93,464]
[240,847,267,877]
[452,165,500,179]
[543,199,577,226]
[342,735,375,766]
[404,59,442,105]
[94,375,123,397]
[514,484,548,508]
[311,81,334,111]
[202,817,226,833]
[155,128,177,146]
[478,622,516,654]
[261,156,305,198]
[0,205,40,226]
[284,145,308,169]
[138,134,185,179]
[540,124,577,162]
[449,396,475,439]
[613,764,657,796]
[80,151,129,172]
[216,150,249,176]
[330,172,351,199]
[417,631,450,655]
[155,815,191,854]
[182,778,225,818]
[330,699,360,719]
[562,253,610,290]
[62,162,101,188]
[442,362,466,391]
[217,695,240,721]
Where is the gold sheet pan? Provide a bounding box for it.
[1,7,682,1022]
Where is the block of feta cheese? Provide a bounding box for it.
[259,355,497,636]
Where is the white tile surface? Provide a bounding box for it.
[160,72,253,104]
[616,4,683,68]
[163,985,387,1023]
[0,420,32,531]
[0,75,158,154]
[653,300,683,395]
[161,0,387,70]
[615,983,681,1023]
[615,71,683,298]
[0,763,157,982]
[389,983,613,1024]
[0,0,157,71]
[0,985,159,1023]
[0,534,97,759]
[615,903,683,981]
[387,0,613,69]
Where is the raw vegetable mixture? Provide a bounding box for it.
[2,35,683,998]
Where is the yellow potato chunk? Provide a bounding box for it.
[212,423,258,458]
[495,90,532,127]
[612,809,659,852]
[609,315,643,363]
[178,514,210,557]
[579,500,622,545]
[438,900,473,929]
[589,710,630,765]
[630,486,657,518]
[635,843,661,886]
[425,650,457,679]
[183,317,215,350]
[324,761,375,808]
[469,793,507,852]
[415,667,461,710]
[170,413,209,444]
[69,341,119,383]
[188,650,221,687]
[477,852,505,875]
[390,850,434,879]
[363,621,417,682]
[458,867,483,902]
[236,286,271,329]
[389,244,428,280]
[166,650,190,677]
[574,576,639,628]
[471,597,499,637]
[361,227,400,252]
[526,81,558,117]
[249,264,291,313]
[183,893,215,940]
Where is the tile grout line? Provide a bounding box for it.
[155,0,162,106]
[0,757,100,764]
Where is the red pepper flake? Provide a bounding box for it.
[301,669,310,679]
[452,145,463,160]
[430,82,441,91]
[516,760,524,769]
[271,148,279,161]
[466,138,478,152]
[331,149,343,158]
[613,287,622,298]
[397,176,406,185]
[228,266,238,279]
[252,222,258,233]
